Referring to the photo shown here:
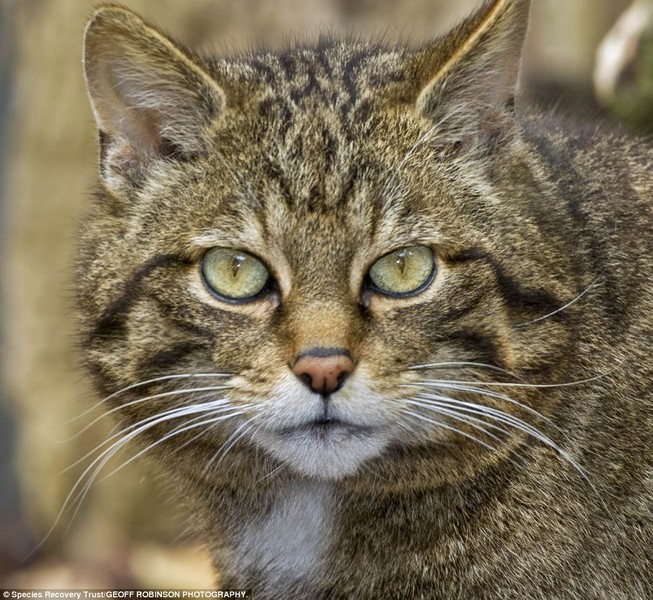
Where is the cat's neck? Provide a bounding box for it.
[230,479,335,586]
[204,442,611,598]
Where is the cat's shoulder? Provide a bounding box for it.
[522,110,653,196]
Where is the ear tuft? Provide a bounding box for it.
[83,4,225,194]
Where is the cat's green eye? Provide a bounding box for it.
[368,246,435,297]
[201,248,271,302]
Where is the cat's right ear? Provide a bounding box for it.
[409,0,531,151]
[83,5,225,196]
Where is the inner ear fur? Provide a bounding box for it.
[409,0,531,146]
[83,4,225,188]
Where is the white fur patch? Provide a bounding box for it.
[235,480,333,583]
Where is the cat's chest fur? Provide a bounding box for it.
[230,480,335,585]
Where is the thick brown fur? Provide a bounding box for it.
[78,0,653,597]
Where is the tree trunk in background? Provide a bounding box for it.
[0,0,38,578]
[595,0,653,132]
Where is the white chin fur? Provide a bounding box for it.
[252,369,392,479]
[257,427,388,479]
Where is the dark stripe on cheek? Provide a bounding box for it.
[447,248,492,264]
[440,290,484,323]
[495,272,565,320]
[148,294,215,341]
[447,248,567,322]
[446,330,503,368]
[88,254,191,343]
[136,341,208,377]
[528,134,628,332]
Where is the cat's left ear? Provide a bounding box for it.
[411,0,531,147]
[83,5,225,195]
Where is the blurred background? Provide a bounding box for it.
[1,0,652,589]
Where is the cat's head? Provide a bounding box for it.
[79,0,577,485]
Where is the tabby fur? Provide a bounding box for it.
[78,0,653,597]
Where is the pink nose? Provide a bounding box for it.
[291,349,355,395]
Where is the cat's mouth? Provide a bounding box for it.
[276,418,377,439]
[254,414,389,479]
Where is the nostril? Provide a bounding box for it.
[337,370,350,387]
[291,348,355,395]
[299,372,314,390]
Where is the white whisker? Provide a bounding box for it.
[405,393,604,506]
[63,406,250,539]
[515,275,602,327]
[408,361,521,380]
[404,381,559,430]
[202,414,264,477]
[69,385,233,439]
[404,398,524,465]
[417,369,615,389]
[72,372,232,420]
[258,460,286,483]
[68,403,243,511]
[400,407,499,454]
[101,407,252,481]
[411,394,555,449]
[63,397,235,472]
[36,400,247,556]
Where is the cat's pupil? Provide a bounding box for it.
[231,255,244,278]
[395,251,407,275]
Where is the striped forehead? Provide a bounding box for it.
[224,42,411,114]
[193,42,448,270]
[201,164,439,279]
[203,124,443,257]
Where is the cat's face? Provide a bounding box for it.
[80,0,574,483]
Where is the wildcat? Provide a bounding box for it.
[78,0,653,597]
